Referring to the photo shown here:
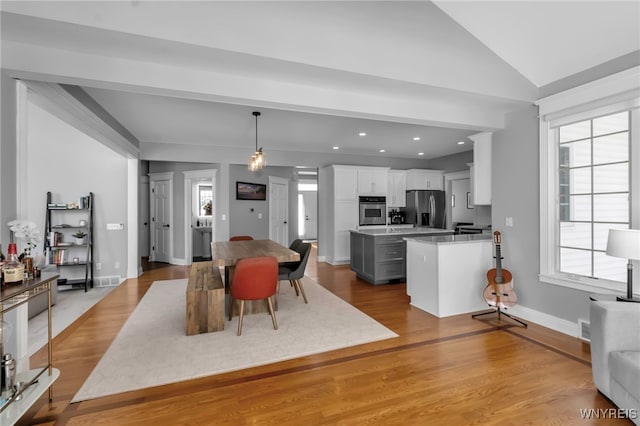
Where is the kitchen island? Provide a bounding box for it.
[350,227,453,285]
[405,234,493,317]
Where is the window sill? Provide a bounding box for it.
[539,273,628,296]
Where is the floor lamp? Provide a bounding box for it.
[606,228,640,303]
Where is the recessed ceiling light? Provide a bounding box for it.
[457,141,465,145]
[332,146,339,150]
[413,137,421,141]
[359,132,367,137]
[418,152,424,156]
[379,149,386,153]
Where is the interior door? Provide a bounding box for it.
[151,179,171,263]
[269,179,289,246]
[139,180,150,258]
[301,191,318,240]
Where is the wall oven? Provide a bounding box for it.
[359,196,386,226]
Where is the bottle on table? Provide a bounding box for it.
[2,243,24,285]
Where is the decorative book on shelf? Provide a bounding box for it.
[43,191,94,292]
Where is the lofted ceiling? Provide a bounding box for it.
[1,1,638,164]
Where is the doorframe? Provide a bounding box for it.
[443,169,470,231]
[268,176,289,244]
[148,171,174,263]
[183,169,217,265]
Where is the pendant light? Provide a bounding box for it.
[248,111,265,171]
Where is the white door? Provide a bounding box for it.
[151,179,171,263]
[269,177,289,246]
[139,180,150,257]
[301,191,318,240]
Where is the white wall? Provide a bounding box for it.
[26,100,128,279]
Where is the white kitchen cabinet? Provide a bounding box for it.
[320,165,358,265]
[405,169,444,191]
[469,132,492,205]
[357,167,388,196]
[335,166,358,200]
[387,170,406,207]
[405,236,492,317]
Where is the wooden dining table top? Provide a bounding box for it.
[210,239,300,267]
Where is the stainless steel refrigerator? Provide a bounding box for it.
[405,190,446,228]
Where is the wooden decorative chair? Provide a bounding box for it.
[228,256,278,336]
[229,235,254,241]
[278,242,311,304]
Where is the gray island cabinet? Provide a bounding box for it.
[350,228,453,284]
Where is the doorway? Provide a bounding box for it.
[184,169,217,265]
[298,187,318,241]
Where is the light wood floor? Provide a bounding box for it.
[19,247,624,425]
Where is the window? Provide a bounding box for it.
[537,66,639,294]
[557,112,630,282]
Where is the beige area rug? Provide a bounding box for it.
[72,277,398,402]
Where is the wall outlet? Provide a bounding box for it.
[505,216,514,227]
[258,213,262,219]
[96,262,102,270]
[114,261,120,269]
[107,223,124,230]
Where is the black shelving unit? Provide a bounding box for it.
[43,192,94,292]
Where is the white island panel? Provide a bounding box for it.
[406,237,493,317]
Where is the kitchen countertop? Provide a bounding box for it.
[351,227,454,236]
[404,234,492,245]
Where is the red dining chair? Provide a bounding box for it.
[228,256,278,336]
[229,235,254,241]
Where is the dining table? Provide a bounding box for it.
[210,239,300,315]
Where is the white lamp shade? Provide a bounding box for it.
[606,229,640,260]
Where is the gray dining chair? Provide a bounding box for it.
[278,242,311,304]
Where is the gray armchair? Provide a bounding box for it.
[590,300,640,425]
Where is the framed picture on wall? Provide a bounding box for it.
[236,181,267,200]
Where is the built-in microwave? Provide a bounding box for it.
[359,196,386,226]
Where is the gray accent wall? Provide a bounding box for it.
[0,73,18,247]
[492,105,591,324]
[147,161,301,261]
[229,165,299,243]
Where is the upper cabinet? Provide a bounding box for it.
[387,170,407,207]
[468,132,492,205]
[334,166,358,201]
[357,167,389,196]
[406,169,444,191]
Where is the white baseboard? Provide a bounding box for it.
[317,255,326,262]
[171,257,190,266]
[508,305,578,338]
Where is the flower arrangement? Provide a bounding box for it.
[8,220,42,257]
[202,200,212,215]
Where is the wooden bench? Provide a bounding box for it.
[186,261,225,335]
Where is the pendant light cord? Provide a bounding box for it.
[253,111,260,151]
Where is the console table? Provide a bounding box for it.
[0,273,60,425]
